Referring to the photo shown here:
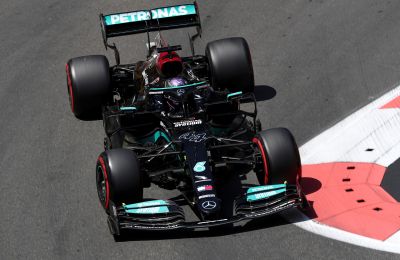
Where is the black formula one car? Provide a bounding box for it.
[65,2,307,238]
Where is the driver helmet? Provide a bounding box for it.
[165,77,188,89]
[156,51,183,78]
[165,77,188,99]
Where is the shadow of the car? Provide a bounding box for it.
[301,177,322,195]
[254,85,276,102]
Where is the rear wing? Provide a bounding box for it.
[100,2,201,47]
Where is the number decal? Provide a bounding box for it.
[193,161,206,173]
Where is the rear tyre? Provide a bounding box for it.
[253,128,301,185]
[66,55,110,120]
[96,149,143,213]
[206,37,254,93]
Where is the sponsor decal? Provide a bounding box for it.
[132,224,179,230]
[105,5,196,25]
[179,132,207,143]
[246,188,286,202]
[173,119,202,128]
[199,194,216,199]
[197,219,227,225]
[202,200,217,210]
[194,175,208,180]
[126,206,169,214]
[247,184,286,194]
[149,91,164,95]
[197,185,213,192]
[195,179,212,183]
[123,200,171,214]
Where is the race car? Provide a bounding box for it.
[65,2,307,238]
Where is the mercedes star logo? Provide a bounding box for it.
[177,89,185,96]
[201,200,217,210]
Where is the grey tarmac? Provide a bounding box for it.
[0,0,399,259]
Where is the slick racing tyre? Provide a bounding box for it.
[66,55,110,120]
[253,128,301,185]
[206,37,254,93]
[96,149,143,213]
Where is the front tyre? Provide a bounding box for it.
[96,149,143,213]
[253,128,301,185]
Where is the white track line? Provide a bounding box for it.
[283,85,400,254]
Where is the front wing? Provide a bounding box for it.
[107,185,305,234]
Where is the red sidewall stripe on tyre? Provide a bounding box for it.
[252,137,269,184]
[65,63,75,113]
[98,156,110,209]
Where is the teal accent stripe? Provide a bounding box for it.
[153,130,171,143]
[138,130,171,144]
[160,131,171,142]
[124,200,169,209]
[149,81,207,91]
[227,91,243,99]
[120,106,137,111]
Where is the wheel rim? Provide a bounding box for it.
[252,137,269,184]
[96,157,109,209]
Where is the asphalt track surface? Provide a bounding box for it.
[1,0,400,259]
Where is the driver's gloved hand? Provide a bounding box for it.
[167,111,184,119]
[194,93,205,113]
[167,104,185,118]
[165,97,184,118]
[152,94,164,111]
